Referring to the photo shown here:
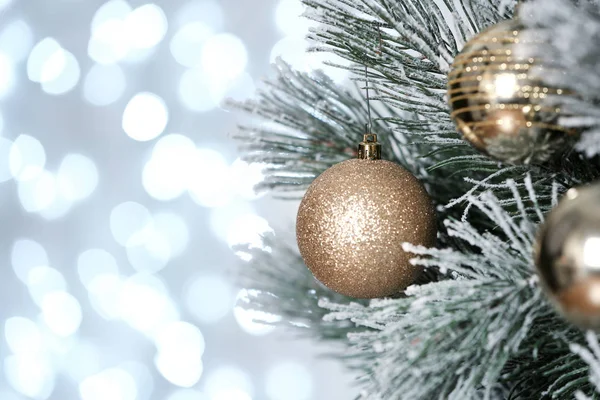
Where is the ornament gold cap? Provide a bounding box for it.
[358,133,381,160]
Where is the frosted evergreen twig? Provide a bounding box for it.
[233,235,364,342]
[571,331,600,400]
[520,0,600,157]
[320,188,588,399]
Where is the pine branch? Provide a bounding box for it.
[230,65,600,240]
[571,332,600,399]
[301,0,506,173]
[230,0,600,221]
[520,0,600,157]
[234,235,366,342]
[298,0,600,216]
[232,180,599,399]
[228,60,398,198]
[320,186,590,399]
[230,1,600,398]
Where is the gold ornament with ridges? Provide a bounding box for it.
[296,134,437,299]
[535,184,600,331]
[448,19,576,164]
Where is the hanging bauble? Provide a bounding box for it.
[296,134,437,299]
[447,18,577,164]
[535,183,600,330]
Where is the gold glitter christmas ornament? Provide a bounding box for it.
[448,18,576,164]
[296,134,436,299]
[535,183,600,330]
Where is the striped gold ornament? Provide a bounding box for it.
[448,19,576,164]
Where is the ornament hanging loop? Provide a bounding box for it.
[358,133,381,160]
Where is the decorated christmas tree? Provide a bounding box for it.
[232,0,600,398]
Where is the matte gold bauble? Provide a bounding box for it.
[448,18,576,164]
[296,134,436,299]
[535,184,600,330]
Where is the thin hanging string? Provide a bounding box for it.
[364,64,373,134]
[364,22,384,135]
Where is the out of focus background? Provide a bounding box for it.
[0,0,355,399]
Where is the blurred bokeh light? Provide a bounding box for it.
[0,0,354,399]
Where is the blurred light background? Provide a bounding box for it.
[0,0,355,399]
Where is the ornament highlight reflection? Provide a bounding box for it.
[492,73,519,99]
[583,237,600,269]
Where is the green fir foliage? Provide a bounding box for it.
[231,0,600,398]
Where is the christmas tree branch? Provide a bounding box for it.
[231,59,600,236]
[301,0,509,175]
[320,187,589,399]
[520,0,600,158]
[230,0,600,398]
[234,235,365,342]
[298,0,600,213]
[231,0,600,220]
[229,60,397,198]
[571,331,600,400]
